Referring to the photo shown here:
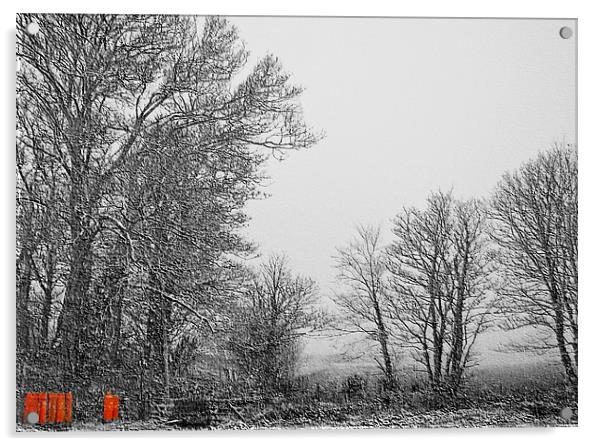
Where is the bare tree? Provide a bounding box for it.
[387,192,494,392]
[16,13,318,414]
[489,144,577,390]
[447,199,495,390]
[228,255,320,395]
[333,225,396,390]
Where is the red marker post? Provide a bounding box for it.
[103,393,119,423]
[47,393,58,423]
[65,392,73,423]
[23,392,39,424]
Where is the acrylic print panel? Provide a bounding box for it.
[15,14,577,431]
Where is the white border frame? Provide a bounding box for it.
[3,2,600,445]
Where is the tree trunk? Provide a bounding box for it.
[40,247,56,344]
[553,299,577,389]
[56,219,95,380]
[146,270,172,401]
[16,247,34,352]
[450,251,469,392]
[373,298,395,389]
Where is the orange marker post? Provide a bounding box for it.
[103,393,120,422]
[38,393,47,425]
[23,392,37,423]
[111,395,119,421]
[65,392,73,424]
[47,392,58,423]
[56,393,66,423]
[23,392,54,425]
[103,393,110,422]
[103,393,113,422]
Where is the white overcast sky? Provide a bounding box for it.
[228,17,576,361]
